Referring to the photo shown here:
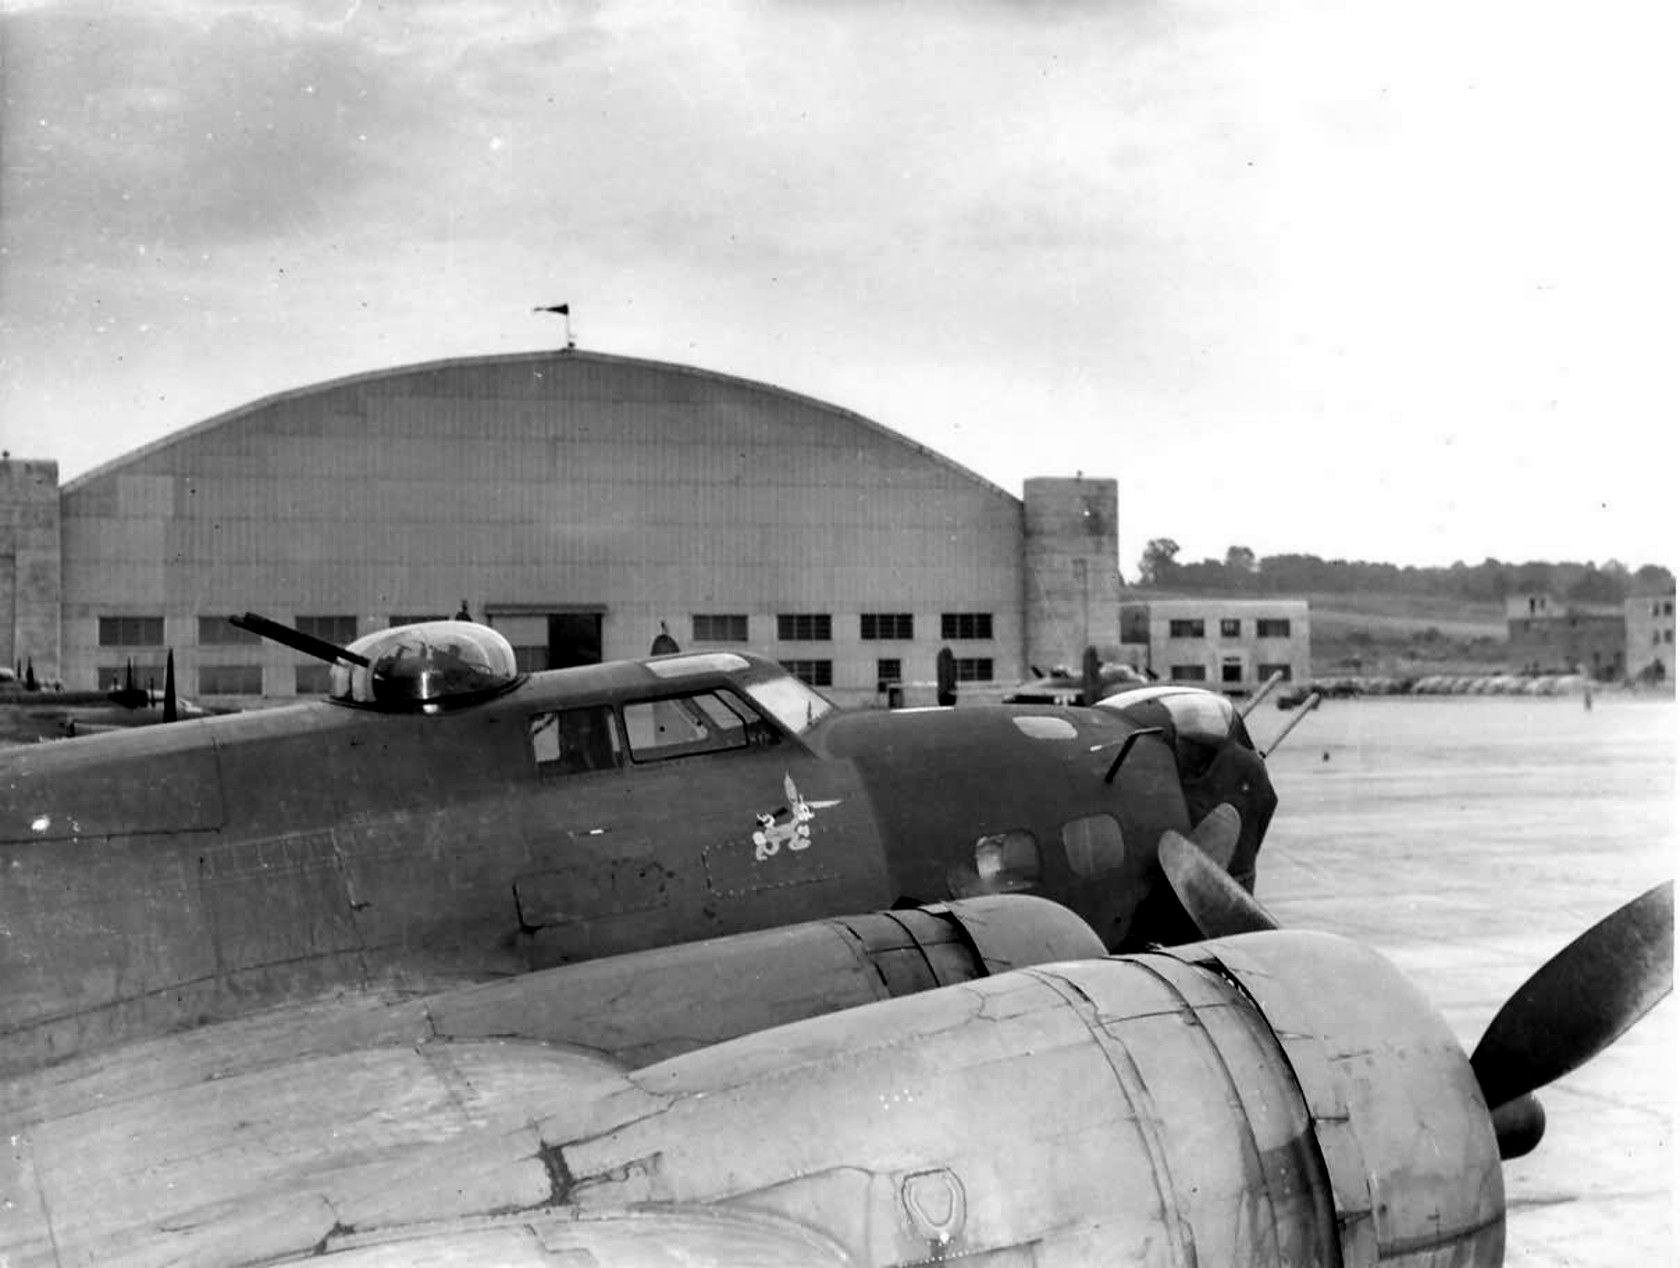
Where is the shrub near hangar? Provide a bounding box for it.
[1,350,1120,705]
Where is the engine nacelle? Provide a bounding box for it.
[537,931,1502,1267]
[427,893,1107,1065]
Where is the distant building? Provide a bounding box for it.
[0,350,1119,707]
[1625,592,1676,685]
[1505,593,1626,680]
[1119,598,1310,696]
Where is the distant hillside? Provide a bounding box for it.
[1127,588,1511,676]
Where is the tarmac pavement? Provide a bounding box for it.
[1248,693,1676,1268]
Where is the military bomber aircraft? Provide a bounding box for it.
[0,614,1276,1075]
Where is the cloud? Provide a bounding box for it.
[1,2,454,254]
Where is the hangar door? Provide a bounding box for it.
[487,609,604,671]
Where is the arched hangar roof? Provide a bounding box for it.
[63,349,1018,507]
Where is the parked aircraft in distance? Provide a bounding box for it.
[4,836,1666,1265]
[0,653,212,740]
[0,614,1277,1075]
[1002,645,1150,706]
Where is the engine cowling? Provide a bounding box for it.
[530,931,1501,1267]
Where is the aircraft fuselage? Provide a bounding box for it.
[0,652,1203,1074]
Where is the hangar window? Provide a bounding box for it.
[298,615,360,645]
[99,616,164,646]
[296,664,332,695]
[777,614,832,642]
[1219,619,1242,638]
[876,658,902,690]
[622,691,761,762]
[1258,662,1293,682]
[1170,664,1208,681]
[198,616,261,645]
[940,613,993,640]
[861,613,914,640]
[1256,618,1292,638]
[1168,619,1205,639]
[200,665,263,696]
[954,658,994,682]
[528,705,624,774]
[390,614,449,627]
[692,614,749,643]
[780,659,833,688]
[1667,630,1675,644]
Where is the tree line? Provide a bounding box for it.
[1134,540,1675,604]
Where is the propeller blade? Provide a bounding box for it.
[1188,803,1242,871]
[1470,880,1674,1114]
[1158,827,1279,939]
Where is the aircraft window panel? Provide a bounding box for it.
[645,652,752,679]
[1161,691,1237,744]
[623,692,757,762]
[1062,814,1125,878]
[529,705,622,774]
[949,829,1041,897]
[744,673,836,735]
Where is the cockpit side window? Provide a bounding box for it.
[529,705,623,775]
[622,690,774,762]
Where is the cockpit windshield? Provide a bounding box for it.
[330,621,521,712]
[742,671,837,736]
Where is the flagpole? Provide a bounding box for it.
[533,303,575,350]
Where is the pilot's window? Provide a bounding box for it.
[529,705,623,774]
[622,691,764,762]
[1062,814,1125,878]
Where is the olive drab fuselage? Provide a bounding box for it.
[0,650,1271,1074]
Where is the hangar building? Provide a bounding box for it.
[1,350,1119,707]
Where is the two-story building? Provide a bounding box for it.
[1119,598,1310,696]
[1506,593,1627,680]
[1625,592,1676,685]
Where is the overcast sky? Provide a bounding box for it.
[2,0,1673,573]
